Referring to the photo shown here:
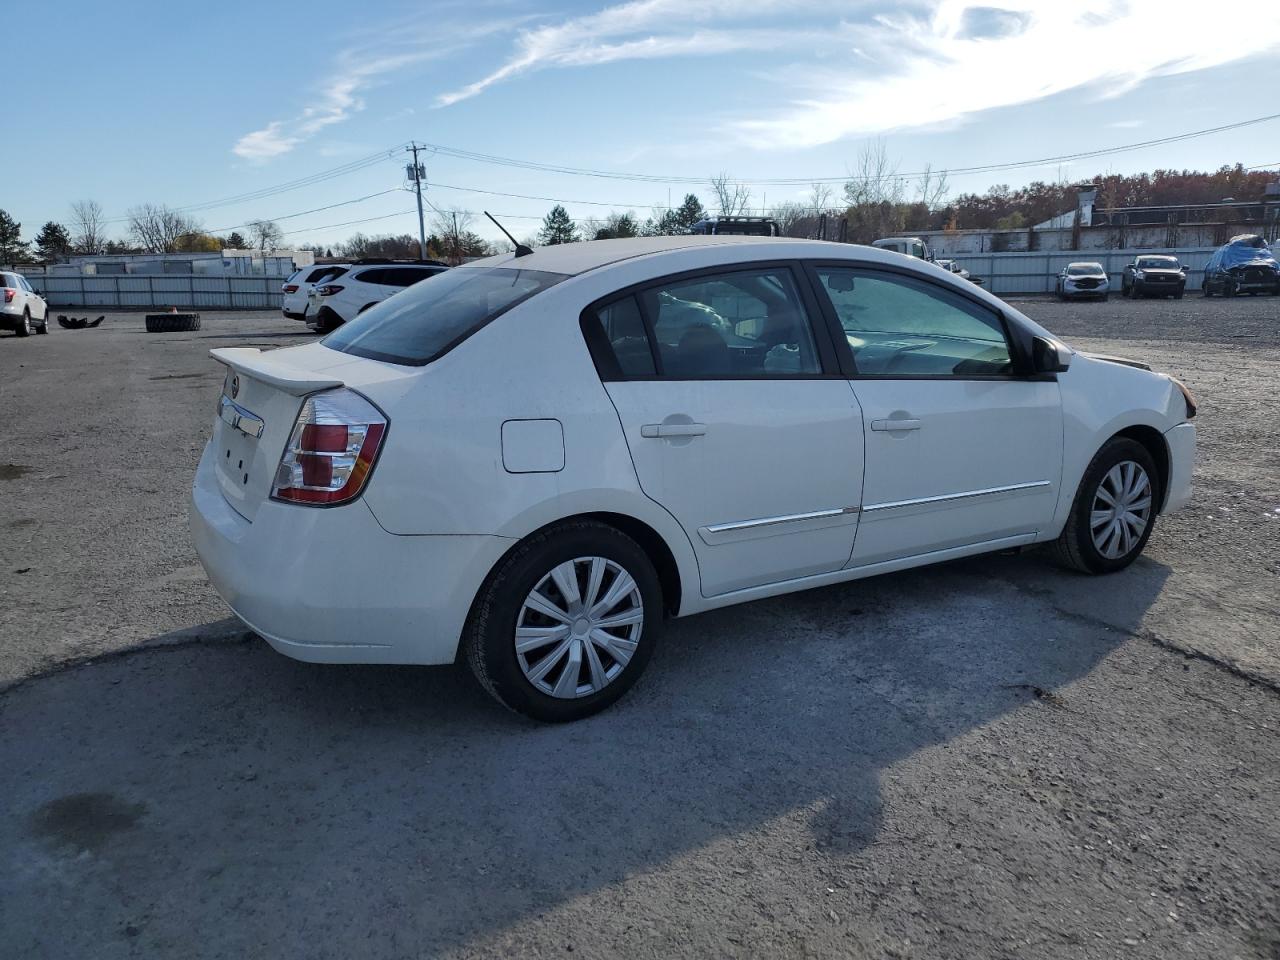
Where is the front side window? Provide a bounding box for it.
[325,266,565,366]
[815,267,1012,377]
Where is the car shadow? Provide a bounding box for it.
[1,551,1170,957]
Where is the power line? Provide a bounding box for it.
[98,146,406,224]
[203,189,404,234]
[414,113,1280,186]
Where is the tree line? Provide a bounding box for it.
[0,200,290,263]
[4,153,1270,266]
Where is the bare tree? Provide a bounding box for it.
[249,219,284,252]
[430,208,489,264]
[808,182,836,214]
[915,164,950,210]
[842,139,909,241]
[70,199,107,254]
[128,203,202,253]
[709,172,752,216]
[769,201,809,237]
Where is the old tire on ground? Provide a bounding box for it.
[144,313,201,333]
[1052,436,1159,575]
[462,520,663,722]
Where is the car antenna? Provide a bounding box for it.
[484,211,533,257]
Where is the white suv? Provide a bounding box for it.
[192,236,1196,721]
[1,272,50,336]
[281,264,349,321]
[306,260,447,332]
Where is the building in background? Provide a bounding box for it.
[8,249,314,279]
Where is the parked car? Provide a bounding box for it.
[872,236,934,261]
[282,264,349,321]
[0,272,50,336]
[306,259,448,332]
[688,216,779,236]
[935,259,985,286]
[1201,234,1280,297]
[192,236,1196,721]
[1121,255,1186,299]
[1055,262,1110,301]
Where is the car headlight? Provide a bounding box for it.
[1133,270,1144,279]
[1170,377,1197,420]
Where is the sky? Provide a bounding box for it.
[7,0,1280,250]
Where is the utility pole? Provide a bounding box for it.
[406,142,428,259]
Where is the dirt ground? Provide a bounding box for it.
[1,297,1278,959]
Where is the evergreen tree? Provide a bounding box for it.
[592,212,639,240]
[0,209,29,263]
[538,204,579,245]
[643,193,706,235]
[34,221,72,261]
[225,231,249,249]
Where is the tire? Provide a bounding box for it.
[311,307,343,333]
[144,312,201,333]
[15,309,31,337]
[1053,437,1159,575]
[463,520,663,722]
[1174,288,1184,300]
[1224,279,1238,298]
[36,313,49,334]
[1127,282,1139,299]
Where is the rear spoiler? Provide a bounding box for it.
[210,347,343,396]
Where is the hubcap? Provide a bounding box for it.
[515,556,644,699]
[1090,460,1152,560]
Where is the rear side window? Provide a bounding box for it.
[584,296,656,377]
[355,268,390,286]
[814,267,1012,377]
[0,274,13,289]
[582,267,823,379]
[324,266,565,366]
[385,267,444,287]
[305,266,336,283]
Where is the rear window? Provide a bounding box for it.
[306,266,338,283]
[324,266,565,366]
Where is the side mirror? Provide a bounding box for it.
[1032,335,1071,374]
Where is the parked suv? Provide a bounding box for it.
[0,272,50,336]
[282,264,349,321]
[192,236,1196,721]
[1121,255,1186,299]
[1055,262,1109,301]
[872,237,933,261]
[1201,235,1280,297]
[307,260,448,332]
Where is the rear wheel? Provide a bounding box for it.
[15,309,31,337]
[463,520,662,722]
[36,312,49,334]
[1053,437,1159,574]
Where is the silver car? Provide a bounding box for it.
[1055,262,1110,301]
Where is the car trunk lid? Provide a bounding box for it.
[208,344,415,521]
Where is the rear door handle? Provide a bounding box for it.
[870,418,922,432]
[641,422,707,438]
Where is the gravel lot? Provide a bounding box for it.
[1,298,1278,959]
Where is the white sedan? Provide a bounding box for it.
[191,237,1196,721]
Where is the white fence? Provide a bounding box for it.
[33,275,284,309]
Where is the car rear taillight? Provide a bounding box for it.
[272,389,387,506]
[3,290,13,303]
[282,284,299,294]
[317,284,344,296]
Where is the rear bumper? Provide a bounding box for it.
[189,442,514,664]
[1162,422,1195,514]
[282,309,307,321]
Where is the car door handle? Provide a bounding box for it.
[641,422,707,438]
[870,418,922,432]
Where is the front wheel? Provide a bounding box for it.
[1053,438,1159,574]
[463,520,663,722]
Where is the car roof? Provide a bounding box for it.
[1068,261,1104,268]
[465,235,930,278]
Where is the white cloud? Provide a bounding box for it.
[435,0,850,106]
[232,18,525,161]
[731,0,1280,147]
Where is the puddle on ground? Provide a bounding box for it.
[31,792,146,853]
[0,464,33,481]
